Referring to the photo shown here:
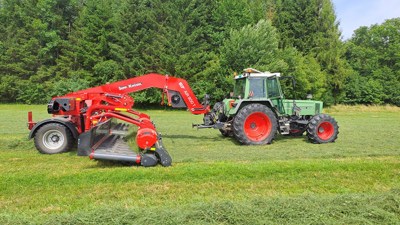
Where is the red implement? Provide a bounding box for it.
[28,73,211,167]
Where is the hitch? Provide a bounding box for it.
[192,122,224,129]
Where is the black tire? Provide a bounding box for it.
[233,103,277,145]
[34,123,74,154]
[306,114,339,144]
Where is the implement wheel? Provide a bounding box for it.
[233,104,277,145]
[34,123,74,154]
[306,114,339,144]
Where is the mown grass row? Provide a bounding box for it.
[1,190,399,224]
[2,157,399,210]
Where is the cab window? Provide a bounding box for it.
[267,78,280,98]
[249,78,266,98]
[234,78,246,98]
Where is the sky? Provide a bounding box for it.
[333,0,400,40]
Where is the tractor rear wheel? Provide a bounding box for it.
[306,114,339,144]
[233,104,277,145]
[34,123,74,154]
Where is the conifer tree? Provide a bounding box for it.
[272,0,350,104]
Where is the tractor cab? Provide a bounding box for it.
[228,68,322,117]
[233,68,283,100]
[226,68,285,115]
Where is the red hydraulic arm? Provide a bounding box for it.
[74,73,209,114]
[40,73,210,137]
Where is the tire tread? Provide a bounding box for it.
[233,103,277,145]
[34,123,74,154]
[306,114,339,144]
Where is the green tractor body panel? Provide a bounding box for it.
[222,98,274,116]
[282,99,323,116]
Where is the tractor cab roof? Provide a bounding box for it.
[234,68,281,79]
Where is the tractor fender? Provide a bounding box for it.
[28,117,79,140]
[228,99,275,116]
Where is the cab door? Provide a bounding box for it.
[266,77,285,114]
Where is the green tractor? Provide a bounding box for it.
[197,68,339,144]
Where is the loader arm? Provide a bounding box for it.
[74,73,210,115]
[45,73,210,132]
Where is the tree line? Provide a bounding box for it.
[0,0,399,106]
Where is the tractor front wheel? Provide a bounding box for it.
[306,114,339,143]
[34,123,74,154]
[233,104,277,145]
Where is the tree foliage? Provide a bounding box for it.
[345,18,400,106]
[0,0,398,106]
[272,0,351,104]
[221,19,279,72]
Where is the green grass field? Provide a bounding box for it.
[0,104,399,224]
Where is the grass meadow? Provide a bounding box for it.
[0,104,399,224]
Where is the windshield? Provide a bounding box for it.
[249,78,266,98]
[234,78,246,98]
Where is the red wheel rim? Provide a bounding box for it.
[317,122,334,140]
[244,112,272,142]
